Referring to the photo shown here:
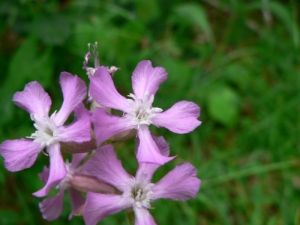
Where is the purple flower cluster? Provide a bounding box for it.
[0,45,202,225]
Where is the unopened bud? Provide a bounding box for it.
[69,174,116,194]
[60,139,97,154]
[112,129,137,142]
[83,42,100,76]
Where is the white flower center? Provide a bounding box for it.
[27,112,59,148]
[124,178,154,209]
[125,92,162,129]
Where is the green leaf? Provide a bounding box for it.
[0,157,5,185]
[6,37,53,90]
[248,1,299,48]
[31,13,71,46]
[0,37,53,125]
[266,2,299,48]
[174,3,214,42]
[160,58,192,91]
[0,88,14,126]
[0,210,19,225]
[224,64,251,91]
[135,0,160,22]
[207,85,240,126]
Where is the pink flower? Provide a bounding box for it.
[83,141,201,225]
[90,60,201,165]
[39,153,87,221]
[0,72,90,197]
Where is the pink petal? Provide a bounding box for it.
[85,144,131,191]
[54,72,87,126]
[151,162,201,201]
[92,107,134,145]
[33,143,67,197]
[69,153,88,171]
[39,189,64,221]
[0,139,41,171]
[137,126,175,165]
[152,101,201,134]
[90,66,131,112]
[151,135,170,157]
[13,81,52,117]
[68,188,86,220]
[58,103,91,143]
[131,60,167,99]
[84,192,132,225]
[39,166,50,184]
[135,135,170,183]
[135,162,157,184]
[133,207,157,225]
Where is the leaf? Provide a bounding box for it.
[0,88,14,125]
[6,37,54,90]
[174,3,214,42]
[207,85,240,126]
[135,0,160,22]
[267,2,299,48]
[0,210,19,225]
[0,37,53,124]
[0,157,5,185]
[160,58,192,91]
[248,1,299,48]
[224,64,251,91]
[31,13,71,46]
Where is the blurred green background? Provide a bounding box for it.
[0,0,299,224]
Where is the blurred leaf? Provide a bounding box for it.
[248,1,299,48]
[207,85,240,126]
[135,0,160,22]
[224,64,251,91]
[295,207,300,225]
[70,20,121,62]
[6,37,54,90]
[267,2,299,48]
[160,58,192,91]
[0,210,19,225]
[0,158,5,185]
[71,22,96,52]
[0,36,53,125]
[31,13,71,45]
[0,1,19,29]
[173,3,214,43]
[266,215,284,225]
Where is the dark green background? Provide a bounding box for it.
[0,0,299,224]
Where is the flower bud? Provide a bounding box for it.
[69,174,116,194]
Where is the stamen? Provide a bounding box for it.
[123,178,154,209]
[41,148,49,156]
[27,113,59,147]
[125,93,162,129]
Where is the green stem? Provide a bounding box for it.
[126,209,135,225]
